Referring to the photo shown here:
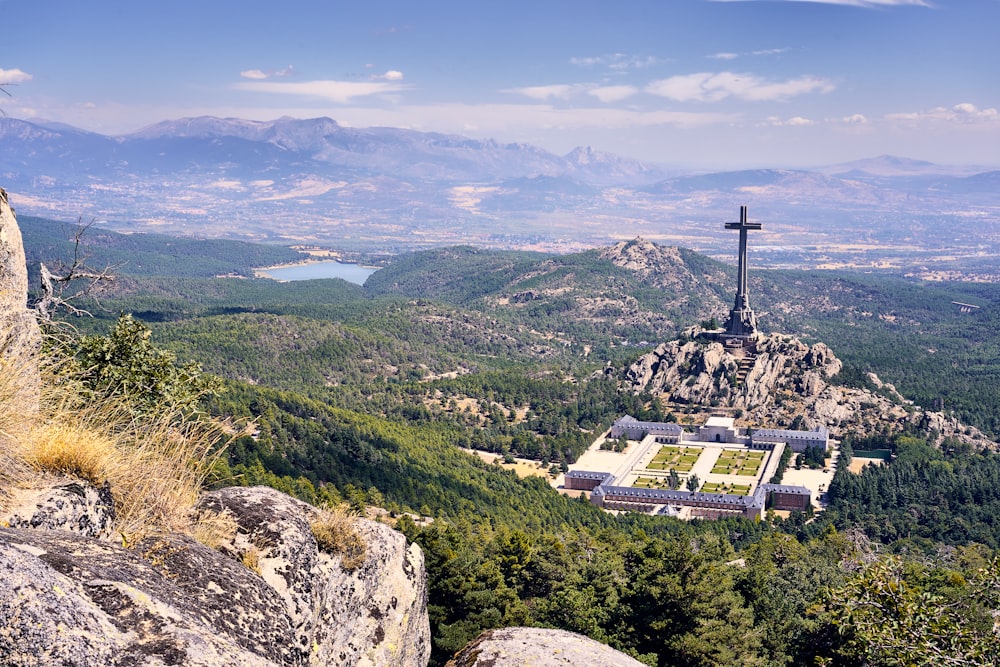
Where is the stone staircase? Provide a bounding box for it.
[736,353,757,385]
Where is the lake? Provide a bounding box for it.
[259,260,379,285]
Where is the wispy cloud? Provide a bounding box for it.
[839,113,870,124]
[708,47,790,61]
[709,0,931,7]
[240,65,296,80]
[505,83,639,104]
[764,115,816,126]
[886,103,999,124]
[569,54,660,70]
[235,79,409,103]
[372,70,404,81]
[646,71,834,102]
[503,84,584,101]
[752,48,791,56]
[587,85,639,103]
[0,68,33,84]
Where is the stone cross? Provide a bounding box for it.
[723,205,761,338]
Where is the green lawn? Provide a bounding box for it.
[701,482,753,495]
[711,450,765,476]
[647,446,702,473]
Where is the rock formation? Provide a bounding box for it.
[621,331,996,450]
[0,483,430,667]
[599,238,728,305]
[0,188,42,422]
[446,627,648,667]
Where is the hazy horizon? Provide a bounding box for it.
[2,0,998,170]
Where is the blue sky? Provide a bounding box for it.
[2,0,997,168]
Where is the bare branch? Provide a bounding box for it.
[35,218,118,320]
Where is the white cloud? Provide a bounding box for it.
[241,65,296,80]
[645,71,834,102]
[569,54,659,70]
[752,48,791,57]
[886,103,999,124]
[503,84,581,101]
[235,79,409,103]
[840,113,869,124]
[0,68,33,84]
[373,70,404,81]
[765,116,815,126]
[588,85,639,103]
[709,48,790,61]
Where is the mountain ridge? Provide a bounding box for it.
[3,115,999,272]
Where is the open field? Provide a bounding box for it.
[464,449,549,479]
[848,457,887,474]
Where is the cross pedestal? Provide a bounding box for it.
[723,205,761,339]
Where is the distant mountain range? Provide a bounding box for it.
[2,116,998,273]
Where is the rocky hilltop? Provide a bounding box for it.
[599,238,729,300]
[621,331,996,450]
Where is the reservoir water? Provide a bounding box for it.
[259,260,379,285]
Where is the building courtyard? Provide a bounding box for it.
[565,415,834,520]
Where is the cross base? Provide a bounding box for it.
[724,305,758,338]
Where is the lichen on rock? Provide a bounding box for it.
[446,627,648,667]
[0,484,431,667]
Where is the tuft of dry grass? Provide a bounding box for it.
[189,508,239,550]
[311,504,367,571]
[240,546,263,575]
[6,359,226,543]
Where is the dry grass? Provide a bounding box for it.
[189,507,239,551]
[240,546,263,575]
[311,504,367,570]
[3,359,226,543]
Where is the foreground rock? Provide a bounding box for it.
[0,484,430,667]
[0,188,42,421]
[199,486,430,667]
[447,627,647,667]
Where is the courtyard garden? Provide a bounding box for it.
[646,445,701,473]
[700,481,753,495]
[710,449,766,476]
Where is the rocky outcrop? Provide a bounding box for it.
[3,479,117,539]
[624,334,841,410]
[0,188,42,421]
[200,486,430,667]
[600,238,728,296]
[622,332,996,449]
[0,483,430,667]
[446,627,647,667]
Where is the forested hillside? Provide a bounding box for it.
[27,216,1000,666]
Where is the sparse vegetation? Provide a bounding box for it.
[2,320,226,543]
[311,504,367,570]
[240,546,263,575]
